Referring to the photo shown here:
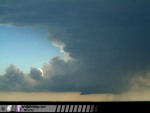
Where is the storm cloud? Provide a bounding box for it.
[0,64,32,91]
[0,0,150,94]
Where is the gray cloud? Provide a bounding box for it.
[30,67,43,81]
[0,64,31,91]
[0,0,150,94]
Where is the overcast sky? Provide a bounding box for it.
[0,0,150,101]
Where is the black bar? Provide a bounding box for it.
[89,105,92,112]
[64,105,66,112]
[100,102,150,112]
[0,101,147,105]
[93,105,97,112]
[59,105,62,112]
[97,105,100,112]
[67,105,71,112]
[86,105,90,112]
[55,105,58,112]
[77,105,80,112]
[80,105,83,112]
[91,105,95,112]
[85,105,87,112]
[72,105,75,112]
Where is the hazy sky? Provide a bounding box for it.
[0,0,150,101]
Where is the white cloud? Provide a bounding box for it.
[52,40,73,62]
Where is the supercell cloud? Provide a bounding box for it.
[0,0,150,94]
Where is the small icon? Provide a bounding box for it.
[16,105,22,112]
[1,106,5,111]
[6,105,21,112]
[6,105,12,112]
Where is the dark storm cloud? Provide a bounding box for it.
[0,0,150,94]
[0,65,31,91]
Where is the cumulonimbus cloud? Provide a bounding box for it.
[0,0,150,94]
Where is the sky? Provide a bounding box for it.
[0,0,150,101]
[0,25,63,74]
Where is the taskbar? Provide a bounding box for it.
[0,102,150,112]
